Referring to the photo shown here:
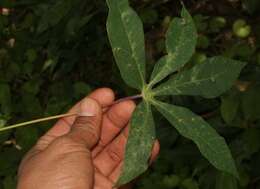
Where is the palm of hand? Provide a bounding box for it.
[18,88,159,189]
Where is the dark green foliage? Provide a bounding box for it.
[107,2,243,185]
[117,101,155,185]
[0,0,259,188]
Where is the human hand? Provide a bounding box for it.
[17,88,160,189]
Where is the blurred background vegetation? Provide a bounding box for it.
[0,0,260,188]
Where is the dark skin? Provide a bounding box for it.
[17,88,160,189]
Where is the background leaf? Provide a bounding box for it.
[153,56,246,98]
[242,0,260,14]
[37,0,72,33]
[3,176,16,189]
[0,0,258,188]
[153,100,238,178]
[106,0,146,90]
[221,93,240,124]
[150,6,197,86]
[117,101,156,186]
[242,84,260,121]
[215,172,237,189]
[0,83,11,115]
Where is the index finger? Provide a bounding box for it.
[92,100,135,156]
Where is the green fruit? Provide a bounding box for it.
[163,175,180,188]
[197,35,210,49]
[209,16,227,32]
[236,26,251,38]
[233,19,251,38]
[215,16,227,26]
[233,19,246,31]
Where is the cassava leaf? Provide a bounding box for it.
[150,6,197,86]
[106,0,146,90]
[37,0,72,33]
[215,172,238,189]
[153,100,238,178]
[117,101,156,186]
[242,84,260,121]
[221,94,240,124]
[153,56,246,98]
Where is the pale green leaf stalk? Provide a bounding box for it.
[0,113,76,132]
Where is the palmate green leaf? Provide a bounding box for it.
[153,100,238,178]
[106,0,146,90]
[117,101,156,186]
[153,56,246,98]
[149,6,197,86]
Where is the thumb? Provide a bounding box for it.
[66,97,102,149]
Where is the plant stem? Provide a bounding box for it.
[0,113,77,132]
[109,94,142,106]
[0,94,143,132]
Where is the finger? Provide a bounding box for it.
[89,88,115,107]
[94,171,113,189]
[149,140,160,164]
[23,97,103,169]
[109,140,160,183]
[45,88,114,138]
[92,100,135,157]
[94,171,131,189]
[109,161,123,184]
[94,127,129,176]
[33,88,114,151]
[65,98,102,149]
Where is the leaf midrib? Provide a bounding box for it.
[116,3,145,87]
[119,101,150,184]
[154,68,227,95]
[152,100,231,168]
[149,18,186,86]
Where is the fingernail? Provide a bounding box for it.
[78,98,99,117]
[78,112,95,117]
